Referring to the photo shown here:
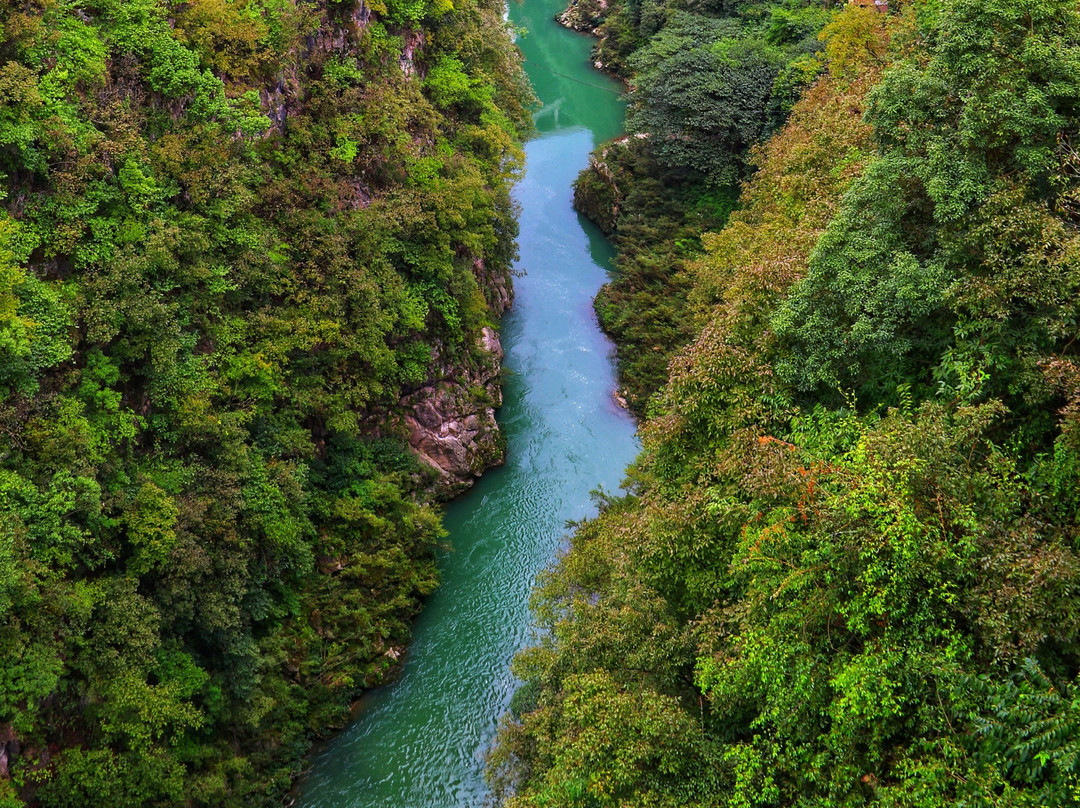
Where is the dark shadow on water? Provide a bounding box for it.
[579,209,616,273]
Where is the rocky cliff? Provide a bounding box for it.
[557,0,608,32]
[399,324,507,497]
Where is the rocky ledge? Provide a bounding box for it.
[397,325,506,498]
[556,0,607,32]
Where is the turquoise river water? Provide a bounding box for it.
[297,4,636,805]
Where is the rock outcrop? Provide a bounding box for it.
[556,0,632,75]
[556,0,607,32]
[0,724,17,779]
[398,325,506,498]
[573,136,632,235]
[473,257,513,316]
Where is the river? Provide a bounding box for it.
[296,4,636,806]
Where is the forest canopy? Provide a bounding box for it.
[0,0,530,805]
[494,0,1080,805]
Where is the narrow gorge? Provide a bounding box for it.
[6,1,1080,806]
[296,1,639,804]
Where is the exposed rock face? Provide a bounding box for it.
[573,136,630,235]
[305,1,375,57]
[0,724,18,779]
[260,2,413,139]
[399,29,426,77]
[557,0,607,32]
[473,257,513,316]
[399,325,506,498]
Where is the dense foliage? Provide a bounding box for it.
[576,138,736,412]
[494,0,1080,805]
[0,0,529,804]
[571,0,829,413]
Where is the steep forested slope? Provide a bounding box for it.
[568,0,831,412]
[493,0,1080,805]
[0,1,529,805]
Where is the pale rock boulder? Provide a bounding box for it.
[398,326,506,497]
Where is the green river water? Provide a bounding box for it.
[297,6,636,805]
